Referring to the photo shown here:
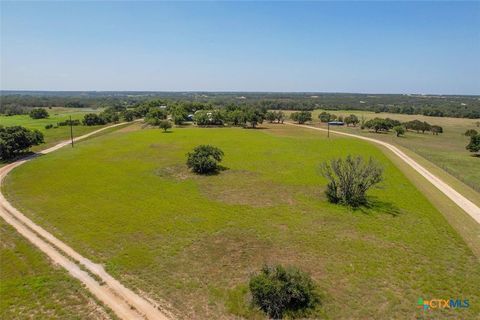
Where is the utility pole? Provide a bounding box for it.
[69,116,74,147]
[327,122,330,138]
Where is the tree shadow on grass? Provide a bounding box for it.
[193,165,230,176]
[243,126,269,130]
[353,197,402,217]
[1,151,37,166]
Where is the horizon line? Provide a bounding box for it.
[1,89,479,97]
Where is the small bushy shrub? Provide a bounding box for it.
[249,265,319,319]
[186,145,224,174]
[45,124,54,129]
[320,155,383,207]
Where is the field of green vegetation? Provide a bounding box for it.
[0,107,104,151]
[305,110,480,192]
[0,220,112,319]
[3,123,479,319]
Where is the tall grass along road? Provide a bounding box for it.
[0,121,170,320]
[286,123,480,224]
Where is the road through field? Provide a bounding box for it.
[286,122,480,224]
[0,122,171,320]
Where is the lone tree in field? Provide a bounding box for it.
[466,134,480,155]
[29,108,49,119]
[249,265,319,319]
[320,155,383,207]
[159,120,172,132]
[431,125,443,135]
[393,125,405,137]
[404,120,431,133]
[187,145,224,174]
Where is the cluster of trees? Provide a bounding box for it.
[82,113,108,126]
[318,112,360,126]
[142,108,172,131]
[290,111,312,124]
[0,126,44,160]
[403,120,442,135]
[83,106,138,126]
[266,111,285,123]
[363,118,402,133]
[362,118,443,136]
[191,106,273,128]
[29,108,49,119]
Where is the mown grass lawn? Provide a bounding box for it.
[0,107,104,151]
[3,124,480,319]
[0,220,112,319]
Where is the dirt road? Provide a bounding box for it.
[0,122,171,320]
[286,122,480,224]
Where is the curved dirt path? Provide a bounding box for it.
[0,122,171,320]
[286,122,480,224]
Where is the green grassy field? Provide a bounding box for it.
[304,109,480,192]
[0,220,112,319]
[0,107,104,151]
[3,124,480,319]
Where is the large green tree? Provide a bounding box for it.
[466,134,480,154]
[186,145,224,174]
[0,126,44,160]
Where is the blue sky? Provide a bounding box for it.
[1,1,479,94]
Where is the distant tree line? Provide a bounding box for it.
[2,92,479,119]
